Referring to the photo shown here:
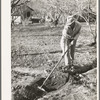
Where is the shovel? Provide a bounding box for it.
[38,40,74,92]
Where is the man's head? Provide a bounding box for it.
[66,15,75,25]
[64,15,76,30]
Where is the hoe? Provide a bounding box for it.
[38,40,74,92]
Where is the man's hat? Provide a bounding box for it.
[66,15,75,25]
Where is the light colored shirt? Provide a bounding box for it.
[62,21,81,39]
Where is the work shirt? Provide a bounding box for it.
[62,21,81,40]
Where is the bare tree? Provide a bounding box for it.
[46,0,97,43]
[73,0,96,45]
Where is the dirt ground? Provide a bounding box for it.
[11,23,97,100]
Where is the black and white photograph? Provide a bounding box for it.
[2,0,98,100]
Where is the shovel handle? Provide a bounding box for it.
[40,43,73,88]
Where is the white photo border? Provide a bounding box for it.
[1,0,99,100]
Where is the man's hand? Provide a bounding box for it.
[67,34,75,41]
[66,34,72,39]
[70,41,74,45]
[67,36,74,43]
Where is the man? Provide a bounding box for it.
[60,15,81,71]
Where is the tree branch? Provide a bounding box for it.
[11,0,20,8]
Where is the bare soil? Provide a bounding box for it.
[11,23,97,100]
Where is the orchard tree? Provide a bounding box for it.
[43,0,97,44]
[73,0,97,45]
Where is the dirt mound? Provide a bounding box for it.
[38,68,97,100]
[11,68,69,100]
[12,68,96,100]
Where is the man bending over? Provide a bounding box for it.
[60,15,81,71]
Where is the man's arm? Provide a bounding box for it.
[71,22,81,38]
[62,27,72,39]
